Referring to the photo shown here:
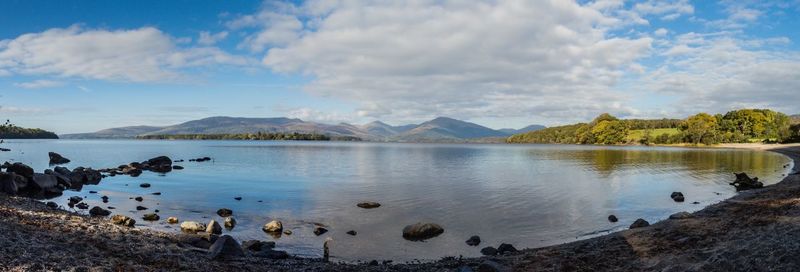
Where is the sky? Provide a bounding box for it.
[1,0,799,134]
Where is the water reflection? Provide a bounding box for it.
[0,140,792,262]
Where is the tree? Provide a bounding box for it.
[680,113,719,145]
[591,120,629,144]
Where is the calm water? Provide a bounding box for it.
[0,140,792,262]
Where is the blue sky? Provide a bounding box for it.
[1,0,799,134]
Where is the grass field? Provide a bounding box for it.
[626,128,680,142]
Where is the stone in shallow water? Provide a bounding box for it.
[466,235,481,246]
[357,202,381,209]
[167,217,179,224]
[262,220,283,233]
[314,226,328,236]
[608,215,618,222]
[671,192,685,202]
[111,215,136,227]
[224,217,236,229]
[216,208,233,217]
[142,213,160,221]
[402,222,444,241]
[89,206,110,216]
[181,221,206,233]
[206,220,222,235]
[347,230,357,236]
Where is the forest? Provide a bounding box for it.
[137,132,361,141]
[0,120,59,139]
[507,109,799,145]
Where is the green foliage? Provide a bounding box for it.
[137,132,361,141]
[508,109,799,145]
[0,120,59,139]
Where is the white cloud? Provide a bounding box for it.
[286,107,357,124]
[654,28,669,36]
[13,79,65,89]
[198,31,229,45]
[634,0,694,18]
[0,25,250,82]
[231,0,654,123]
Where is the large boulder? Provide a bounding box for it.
[145,156,172,173]
[6,162,33,179]
[402,222,444,241]
[208,235,244,260]
[48,152,71,165]
[0,172,18,195]
[30,173,58,191]
[146,156,172,167]
[181,221,207,233]
[262,220,283,233]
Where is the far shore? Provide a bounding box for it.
[1,145,799,271]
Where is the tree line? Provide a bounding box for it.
[0,120,59,139]
[137,132,362,141]
[507,109,799,145]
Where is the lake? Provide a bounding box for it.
[0,140,792,262]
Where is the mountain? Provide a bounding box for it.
[60,126,162,139]
[61,116,516,142]
[498,124,546,135]
[391,117,508,142]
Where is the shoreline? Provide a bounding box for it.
[1,145,799,271]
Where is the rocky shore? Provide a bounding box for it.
[0,145,799,271]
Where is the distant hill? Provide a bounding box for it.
[61,116,517,142]
[791,114,800,124]
[391,117,509,142]
[498,124,546,135]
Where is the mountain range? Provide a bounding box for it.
[60,116,545,142]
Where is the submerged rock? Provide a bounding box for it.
[347,230,357,236]
[48,152,71,165]
[136,206,148,211]
[262,220,283,233]
[111,215,136,227]
[357,202,381,209]
[314,226,328,236]
[216,208,233,217]
[608,215,618,222]
[224,217,236,229]
[167,217,179,224]
[466,235,481,246]
[629,218,650,229]
[671,192,685,202]
[139,183,151,188]
[402,222,444,241]
[142,213,160,221]
[208,235,244,260]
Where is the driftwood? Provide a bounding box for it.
[730,172,763,191]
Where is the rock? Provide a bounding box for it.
[167,217,179,224]
[497,243,517,255]
[402,222,444,241]
[89,190,97,194]
[477,260,509,272]
[669,211,693,220]
[283,230,292,235]
[670,192,685,202]
[134,196,143,202]
[146,156,172,167]
[75,203,89,209]
[608,215,618,222]
[206,220,222,234]
[181,221,206,233]
[0,148,9,152]
[481,246,498,256]
[241,240,275,251]
[143,213,160,221]
[111,215,136,227]
[48,152,71,164]
[208,235,245,260]
[254,249,289,259]
[357,202,381,209]
[54,166,71,175]
[0,172,18,195]
[136,206,148,211]
[68,196,83,204]
[46,201,58,209]
[314,226,328,236]
[369,260,379,266]
[234,197,242,201]
[262,220,283,233]
[101,196,109,203]
[151,192,161,195]
[172,165,184,170]
[139,183,151,188]
[216,208,233,217]
[457,266,475,272]
[347,230,357,236]
[466,235,481,246]
[6,162,34,179]
[692,201,700,204]
[629,218,650,229]
[30,173,58,191]
[89,206,111,216]
[224,217,236,229]
[731,172,764,191]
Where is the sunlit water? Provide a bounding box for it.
[0,140,792,262]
